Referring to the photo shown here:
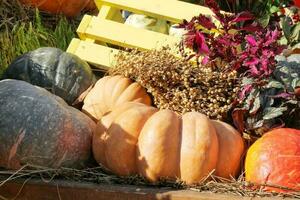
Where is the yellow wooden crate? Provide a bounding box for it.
[67,0,215,69]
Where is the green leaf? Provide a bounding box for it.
[252,120,264,129]
[290,23,300,44]
[292,78,300,89]
[263,107,288,120]
[250,94,261,114]
[278,65,290,74]
[281,16,292,40]
[279,36,288,45]
[242,77,255,86]
[257,14,270,28]
[269,5,279,13]
[286,100,298,105]
[265,80,284,89]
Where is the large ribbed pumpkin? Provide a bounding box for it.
[19,0,96,17]
[245,128,300,192]
[93,102,244,184]
[83,76,151,121]
[0,79,95,169]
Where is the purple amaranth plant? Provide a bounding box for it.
[177,0,300,136]
[178,0,256,65]
[238,29,285,78]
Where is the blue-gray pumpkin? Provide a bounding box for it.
[3,47,96,105]
[0,79,95,169]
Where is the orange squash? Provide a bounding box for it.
[245,128,300,192]
[84,0,96,11]
[93,101,244,184]
[19,0,95,17]
[212,120,245,178]
[83,76,151,121]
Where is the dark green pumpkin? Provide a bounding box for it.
[3,47,96,105]
[0,79,96,169]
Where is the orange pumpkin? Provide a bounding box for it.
[84,0,96,11]
[82,75,151,121]
[245,128,300,192]
[212,120,245,178]
[19,0,95,17]
[93,102,244,184]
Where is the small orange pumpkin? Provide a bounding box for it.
[19,0,95,17]
[83,75,151,121]
[245,128,300,192]
[93,101,244,184]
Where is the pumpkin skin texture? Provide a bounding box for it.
[3,47,95,105]
[245,128,300,192]
[212,120,245,178]
[137,110,182,181]
[83,76,151,121]
[0,79,95,169]
[95,102,157,175]
[180,112,218,184]
[93,101,244,184]
[19,0,95,17]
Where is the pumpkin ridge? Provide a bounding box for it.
[83,76,151,121]
[104,76,123,109]
[137,110,181,181]
[179,112,219,184]
[104,105,157,175]
[115,83,143,105]
[110,77,132,105]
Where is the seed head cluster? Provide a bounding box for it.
[110,49,240,120]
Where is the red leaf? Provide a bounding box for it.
[244,57,259,66]
[231,11,254,23]
[239,84,253,100]
[204,0,220,13]
[247,65,260,76]
[201,56,209,65]
[239,23,263,32]
[195,32,210,54]
[197,15,216,29]
[184,33,196,49]
[232,108,247,132]
[245,35,257,46]
[270,92,294,99]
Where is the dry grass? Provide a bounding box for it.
[0,165,299,198]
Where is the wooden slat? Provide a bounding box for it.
[86,5,123,45]
[77,15,93,40]
[95,0,214,23]
[97,5,124,22]
[0,179,292,200]
[67,38,120,69]
[77,16,180,50]
[67,38,81,54]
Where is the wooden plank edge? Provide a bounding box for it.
[0,179,291,200]
[96,0,214,23]
[66,38,81,54]
[79,17,180,51]
[77,15,93,40]
[66,39,120,69]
